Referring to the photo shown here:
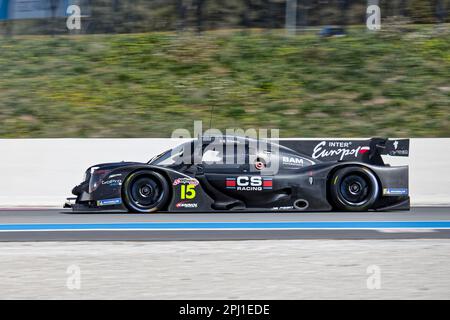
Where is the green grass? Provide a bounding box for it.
[0,27,449,138]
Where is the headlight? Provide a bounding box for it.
[89,169,111,193]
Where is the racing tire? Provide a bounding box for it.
[122,170,170,213]
[329,166,379,211]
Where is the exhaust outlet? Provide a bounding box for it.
[294,199,309,210]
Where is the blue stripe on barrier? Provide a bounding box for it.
[0,221,449,231]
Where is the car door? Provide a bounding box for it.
[201,139,277,206]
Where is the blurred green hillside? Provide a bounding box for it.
[0,27,449,138]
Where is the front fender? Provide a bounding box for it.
[91,165,214,212]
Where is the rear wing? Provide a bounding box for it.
[279,138,409,165]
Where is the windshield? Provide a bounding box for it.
[148,142,189,166]
[148,150,169,164]
[148,150,178,166]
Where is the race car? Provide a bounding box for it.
[65,135,410,213]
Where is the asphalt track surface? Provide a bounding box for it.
[0,207,449,241]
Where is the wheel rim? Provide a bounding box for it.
[339,174,370,206]
[129,175,165,210]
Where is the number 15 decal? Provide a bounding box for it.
[180,184,196,199]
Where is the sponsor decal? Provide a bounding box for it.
[176,201,198,209]
[97,198,122,206]
[174,177,198,200]
[283,156,304,166]
[272,206,294,211]
[180,184,196,199]
[173,177,199,186]
[282,156,303,167]
[102,179,122,186]
[282,156,315,168]
[383,188,408,195]
[390,149,409,156]
[389,140,409,156]
[312,141,370,161]
[226,176,273,191]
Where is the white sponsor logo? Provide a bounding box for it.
[393,140,398,150]
[235,176,268,191]
[237,176,262,187]
[102,179,122,186]
[283,156,304,166]
[176,202,198,208]
[227,176,274,191]
[282,156,315,167]
[272,206,294,211]
[312,141,370,161]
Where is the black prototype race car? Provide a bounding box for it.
[66,136,410,213]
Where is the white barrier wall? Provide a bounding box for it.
[0,138,448,207]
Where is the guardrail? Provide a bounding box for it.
[0,138,448,207]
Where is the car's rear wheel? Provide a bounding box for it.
[122,171,170,213]
[329,166,379,211]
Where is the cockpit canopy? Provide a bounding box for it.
[148,135,316,171]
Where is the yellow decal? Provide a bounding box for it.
[181,184,196,199]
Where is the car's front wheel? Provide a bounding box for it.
[122,170,170,213]
[329,166,379,211]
